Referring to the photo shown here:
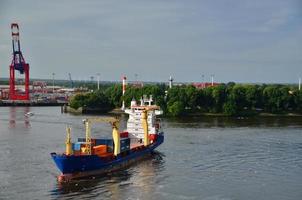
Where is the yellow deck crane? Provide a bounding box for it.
[82,117,120,156]
[65,127,73,155]
[141,105,160,146]
[142,109,149,146]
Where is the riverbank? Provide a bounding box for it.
[67,106,302,118]
[187,112,302,117]
[0,101,66,107]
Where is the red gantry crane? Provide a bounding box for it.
[9,23,30,100]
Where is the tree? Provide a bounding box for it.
[69,94,86,109]
[199,87,214,112]
[105,84,122,108]
[69,91,113,112]
[168,101,185,117]
[186,85,196,107]
[294,90,302,112]
[245,85,260,109]
[211,84,226,112]
[229,84,247,111]
[262,85,284,113]
[223,101,238,116]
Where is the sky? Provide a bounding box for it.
[0,0,301,83]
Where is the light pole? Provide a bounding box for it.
[299,77,301,91]
[202,74,205,88]
[169,76,173,89]
[134,73,138,84]
[52,72,55,93]
[97,73,100,90]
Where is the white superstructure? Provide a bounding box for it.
[125,95,163,140]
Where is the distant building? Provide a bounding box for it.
[130,82,144,88]
[192,82,220,89]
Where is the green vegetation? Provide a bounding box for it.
[69,91,113,112]
[69,83,302,116]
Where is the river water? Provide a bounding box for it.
[0,107,302,200]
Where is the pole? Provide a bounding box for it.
[211,74,214,86]
[202,74,205,88]
[97,73,100,90]
[135,73,138,83]
[52,73,55,93]
[169,76,173,89]
[122,76,126,110]
[299,77,301,91]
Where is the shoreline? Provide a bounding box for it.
[2,103,301,118]
[0,102,66,107]
[185,112,302,118]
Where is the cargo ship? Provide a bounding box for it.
[51,95,164,182]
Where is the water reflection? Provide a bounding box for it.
[165,116,302,128]
[9,107,16,128]
[8,107,31,128]
[50,153,164,199]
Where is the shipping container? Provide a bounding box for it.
[93,145,107,155]
[95,139,114,153]
[120,131,129,138]
[120,138,130,152]
[78,138,96,145]
[78,138,86,142]
[73,142,86,151]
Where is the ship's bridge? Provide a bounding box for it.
[125,95,163,140]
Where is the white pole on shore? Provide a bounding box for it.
[169,76,173,89]
[52,73,55,93]
[211,74,214,86]
[122,76,126,110]
[299,77,301,91]
[97,73,100,90]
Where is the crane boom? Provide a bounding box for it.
[68,73,74,88]
[82,117,119,155]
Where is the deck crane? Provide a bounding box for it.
[82,117,120,155]
[141,105,160,146]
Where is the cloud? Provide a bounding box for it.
[0,0,301,83]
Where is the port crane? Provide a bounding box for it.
[68,73,74,88]
[9,23,30,100]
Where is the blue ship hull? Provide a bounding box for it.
[51,133,164,181]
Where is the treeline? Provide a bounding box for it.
[69,83,302,116]
[69,91,114,112]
